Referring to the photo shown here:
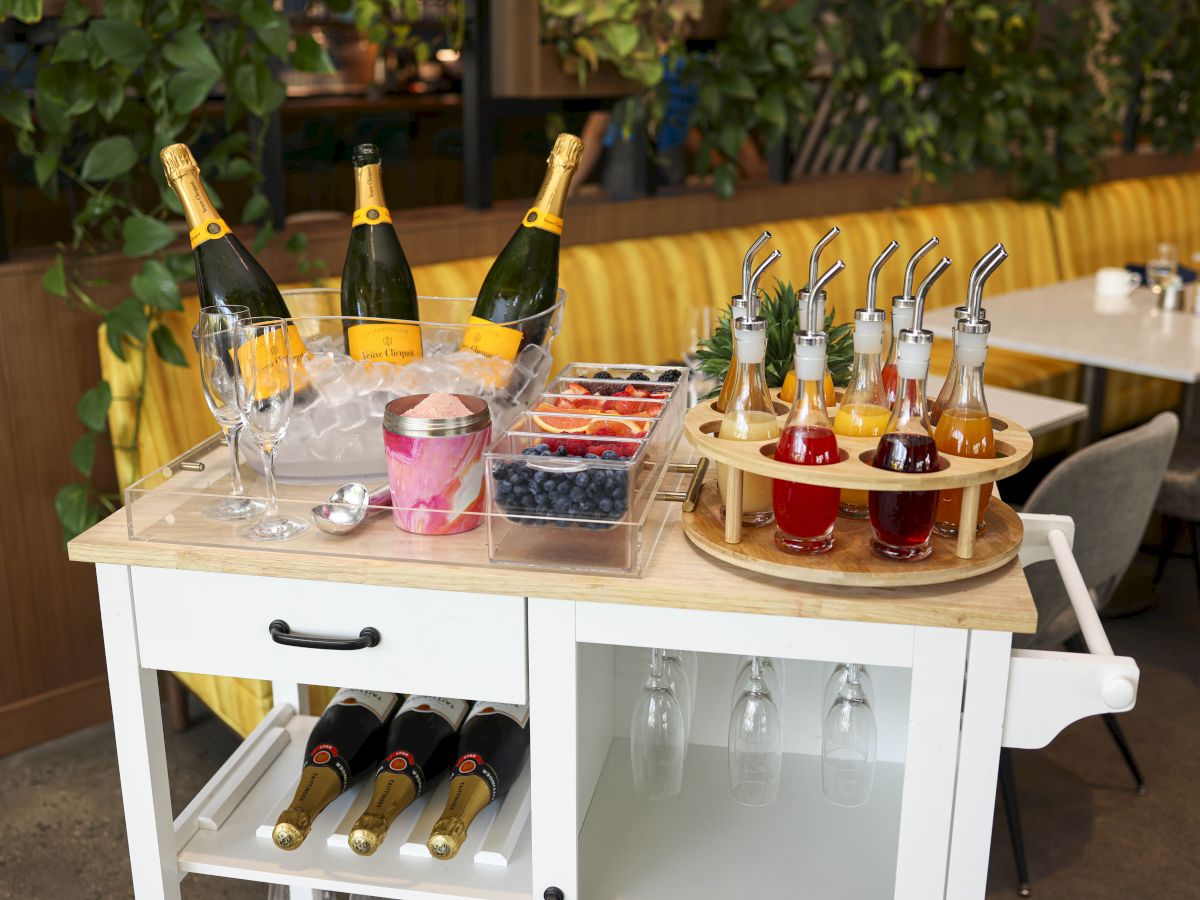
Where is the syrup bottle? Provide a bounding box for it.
[717,249,782,526]
[869,255,952,562]
[931,243,1003,426]
[934,243,1008,538]
[785,226,840,406]
[715,231,773,414]
[882,236,940,407]
[834,240,898,519]
[774,258,846,554]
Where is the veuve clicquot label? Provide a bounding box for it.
[189,217,232,248]
[341,143,422,364]
[461,132,583,362]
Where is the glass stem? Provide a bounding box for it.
[224,424,245,499]
[847,662,860,685]
[751,656,763,680]
[650,648,662,678]
[260,442,280,520]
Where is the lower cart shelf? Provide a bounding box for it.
[580,739,903,900]
[175,712,532,900]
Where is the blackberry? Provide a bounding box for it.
[627,372,650,382]
[593,371,615,379]
[657,369,683,383]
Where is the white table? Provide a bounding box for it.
[928,374,1089,439]
[925,277,1200,442]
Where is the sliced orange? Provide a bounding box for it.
[531,403,592,434]
[586,417,644,438]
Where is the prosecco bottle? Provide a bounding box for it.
[348,696,469,856]
[426,701,530,860]
[272,689,399,851]
[461,133,583,361]
[160,143,294,322]
[341,144,422,364]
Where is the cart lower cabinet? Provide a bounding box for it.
[73,512,1134,900]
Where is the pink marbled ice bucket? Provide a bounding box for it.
[383,394,491,535]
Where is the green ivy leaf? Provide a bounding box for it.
[222,157,255,181]
[0,88,33,131]
[720,71,756,100]
[292,34,335,73]
[55,483,98,543]
[3,0,43,23]
[61,0,90,27]
[242,1,290,57]
[96,79,126,121]
[285,232,308,254]
[252,221,274,254]
[164,252,194,282]
[242,192,271,223]
[232,61,285,118]
[34,89,69,136]
[77,381,112,431]
[34,145,60,190]
[167,68,220,113]
[51,31,89,63]
[162,29,221,72]
[131,260,182,310]
[104,298,149,360]
[89,18,155,69]
[64,78,99,116]
[161,184,184,215]
[80,136,137,182]
[71,432,97,477]
[122,214,177,256]
[602,21,640,57]
[151,325,188,366]
[43,253,68,297]
[714,162,736,199]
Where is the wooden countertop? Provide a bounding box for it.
[68,507,1038,634]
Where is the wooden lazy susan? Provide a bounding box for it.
[681,391,1035,587]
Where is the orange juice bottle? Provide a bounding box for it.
[834,240,898,518]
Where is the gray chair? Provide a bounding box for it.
[1001,411,1179,896]
[1153,437,1200,594]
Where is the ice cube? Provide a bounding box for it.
[333,432,365,463]
[334,398,366,432]
[312,356,355,405]
[307,401,338,437]
[309,430,343,462]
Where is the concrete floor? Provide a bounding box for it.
[1,549,1197,900]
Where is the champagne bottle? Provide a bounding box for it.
[272,689,399,851]
[348,696,469,856]
[427,701,529,860]
[341,143,423,364]
[461,133,583,361]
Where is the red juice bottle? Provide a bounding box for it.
[883,236,940,408]
[869,255,952,562]
[774,257,846,555]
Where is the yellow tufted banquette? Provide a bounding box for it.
[101,174,1193,736]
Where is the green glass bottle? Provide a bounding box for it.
[160,143,295,322]
[462,133,583,361]
[341,144,422,364]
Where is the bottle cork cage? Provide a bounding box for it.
[682,390,1034,587]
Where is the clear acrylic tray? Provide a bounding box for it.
[124,364,693,577]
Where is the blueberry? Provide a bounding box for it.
[533,470,546,483]
[601,450,618,460]
[574,472,589,487]
[570,486,585,501]
[599,498,613,512]
[568,506,580,516]
[627,371,649,381]
[557,481,570,495]
[585,453,599,459]
[497,481,512,495]
[657,369,683,383]
[556,446,567,457]
[522,447,537,456]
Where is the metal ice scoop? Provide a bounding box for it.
[311,483,392,535]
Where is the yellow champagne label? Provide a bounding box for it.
[351,205,393,227]
[347,322,422,364]
[520,206,563,235]
[235,324,309,401]
[189,218,232,248]
[460,315,523,362]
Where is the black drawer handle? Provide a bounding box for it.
[268,619,380,651]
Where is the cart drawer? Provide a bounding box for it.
[131,568,527,704]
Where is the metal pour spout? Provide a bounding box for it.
[865,240,900,315]
[902,236,940,300]
[741,230,772,307]
[967,243,1008,324]
[807,226,840,295]
[806,260,846,335]
[746,248,782,318]
[912,256,953,336]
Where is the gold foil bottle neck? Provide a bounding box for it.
[348,816,386,856]
[272,807,312,851]
[160,143,200,183]
[548,133,583,171]
[427,814,468,859]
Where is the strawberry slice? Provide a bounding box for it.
[622,385,650,398]
[562,382,591,396]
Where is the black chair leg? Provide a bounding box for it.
[1187,521,1200,600]
[1154,514,1183,586]
[1101,712,1149,795]
[998,748,1032,897]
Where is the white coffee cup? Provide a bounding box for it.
[1096,267,1141,296]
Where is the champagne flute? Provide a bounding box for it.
[728,656,782,806]
[821,663,876,807]
[232,318,308,542]
[730,655,785,707]
[198,306,264,521]
[822,662,874,714]
[660,649,695,741]
[630,648,685,800]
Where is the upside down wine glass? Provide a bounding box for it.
[630,648,686,800]
[198,306,264,521]
[822,663,876,808]
[728,656,782,806]
[233,318,308,542]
